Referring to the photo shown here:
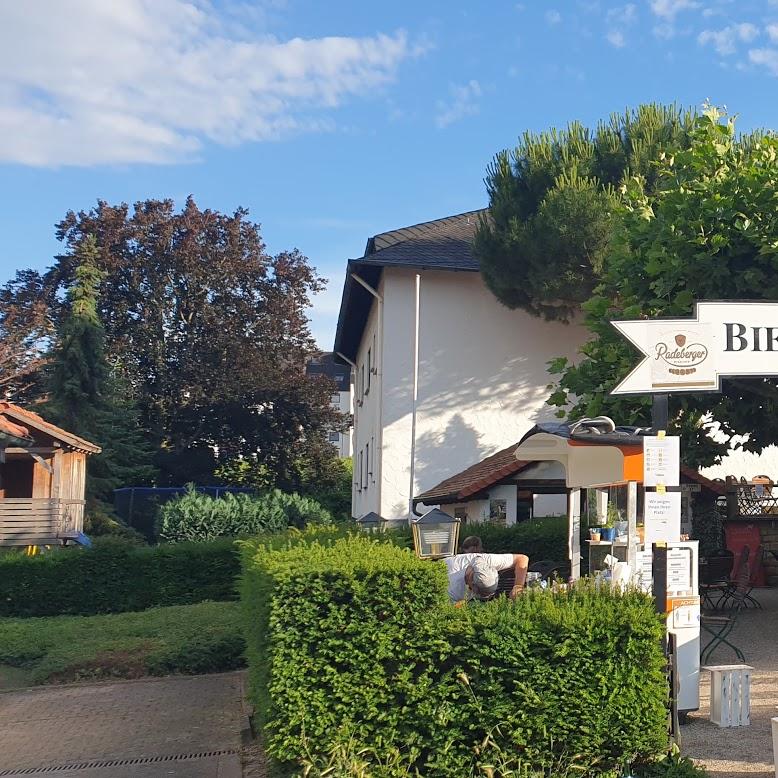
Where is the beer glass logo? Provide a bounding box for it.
[655,332,709,376]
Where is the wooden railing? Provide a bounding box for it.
[0,498,85,546]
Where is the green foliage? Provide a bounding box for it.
[634,747,709,777]
[476,104,696,321]
[0,538,239,617]
[241,537,669,777]
[0,601,244,684]
[158,486,332,543]
[45,234,156,505]
[548,106,778,466]
[385,517,568,562]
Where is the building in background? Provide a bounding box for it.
[306,352,351,458]
[333,210,588,522]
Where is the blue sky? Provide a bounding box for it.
[2,0,778,347]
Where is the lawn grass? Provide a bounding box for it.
[0,601,245,686]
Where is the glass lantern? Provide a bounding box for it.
[411,508,461,559]
[356,512,385,533]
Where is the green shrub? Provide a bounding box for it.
[240,536,669,777]
[385,516,568,561]
[0,538,239,617]
[158,486,331,543]
[0,601,244,684]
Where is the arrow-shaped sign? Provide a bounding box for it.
[611,300,778,395]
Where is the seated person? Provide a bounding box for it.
[461,535,483,553]
[444,552,529,603]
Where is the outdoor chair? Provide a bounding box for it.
[701,549,750,664]
[699,549,734,610]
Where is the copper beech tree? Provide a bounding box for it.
[4,197,345,487]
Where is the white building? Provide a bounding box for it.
[305,352,351,458]
[333,210,588,521]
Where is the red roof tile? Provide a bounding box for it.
[0,403,100,453]
[417,443,532,503]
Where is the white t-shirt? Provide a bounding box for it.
[443,553,516,602]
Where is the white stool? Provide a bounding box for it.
[702,664,753,727]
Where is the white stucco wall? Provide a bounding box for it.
[376,268,587,520]
[351,283,382,519]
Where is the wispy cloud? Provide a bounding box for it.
[435,80,482,129]
[650,0,700,37]
[545,9,562,24]
[0,0,423,167]
[749,47,778,75]
[605,4,637,48]
[767,24,778,42]
[699,22,759,55]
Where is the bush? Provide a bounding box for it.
[158,486,332,543]
[0,538,239,617]
[240,536,669,776]
[0,601,244,684]
[385,516,568,561]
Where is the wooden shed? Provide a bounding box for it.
[0,403,100,546]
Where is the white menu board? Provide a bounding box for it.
[635,550,653,592]
[644,491,682,546]
[666,547,693,593]
[643,436,680,487]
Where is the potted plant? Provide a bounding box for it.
[601,504,618,542]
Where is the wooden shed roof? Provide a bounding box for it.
[0,403,101,453]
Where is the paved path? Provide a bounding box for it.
[0,672,245,777]
[682,588,778,777]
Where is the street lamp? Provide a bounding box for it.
[356,511,386,533]
[411,508,460,559]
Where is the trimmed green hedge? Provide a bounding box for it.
[0,538,239,617]
[240,536,669,777]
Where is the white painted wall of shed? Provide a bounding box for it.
[373,267,586,520]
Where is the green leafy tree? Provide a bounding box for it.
[549,107,778,466]
[475,104,696,321]
[49,197,341,486]
[47,236,155,508]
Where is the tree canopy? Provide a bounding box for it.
[548,107,778,466]
[475,104,696,321]
[4,197,345,489]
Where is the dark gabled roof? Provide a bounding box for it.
[306,351,350,392]
[333,209,485,363]
[417,439,726,504]
[416,443,533,504]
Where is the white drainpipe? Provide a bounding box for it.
[408,273,421,518]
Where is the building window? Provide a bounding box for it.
[331,393,340,407]
[365,442,370,485]
[328,431,340,443]
[489,499,508,527]
[454,507,467,523]
[370,435,375,482]
[359,451,364,490]
[366,348,371,393]
[360,364,365,401]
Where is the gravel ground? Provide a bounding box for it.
[682,587,778,777]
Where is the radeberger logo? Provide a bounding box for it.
[654,333,709,376]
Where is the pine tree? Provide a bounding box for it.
[47,236,156,509]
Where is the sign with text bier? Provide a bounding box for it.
[610,301,778,395]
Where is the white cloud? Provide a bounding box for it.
[698,22,759,55]
[767,24,778,41]
[650,0,700,19]
[435,80,482,129]
[605,4,637,48]
[545,9,562,24]
[0,0,421,167]
[749,47,778,75]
